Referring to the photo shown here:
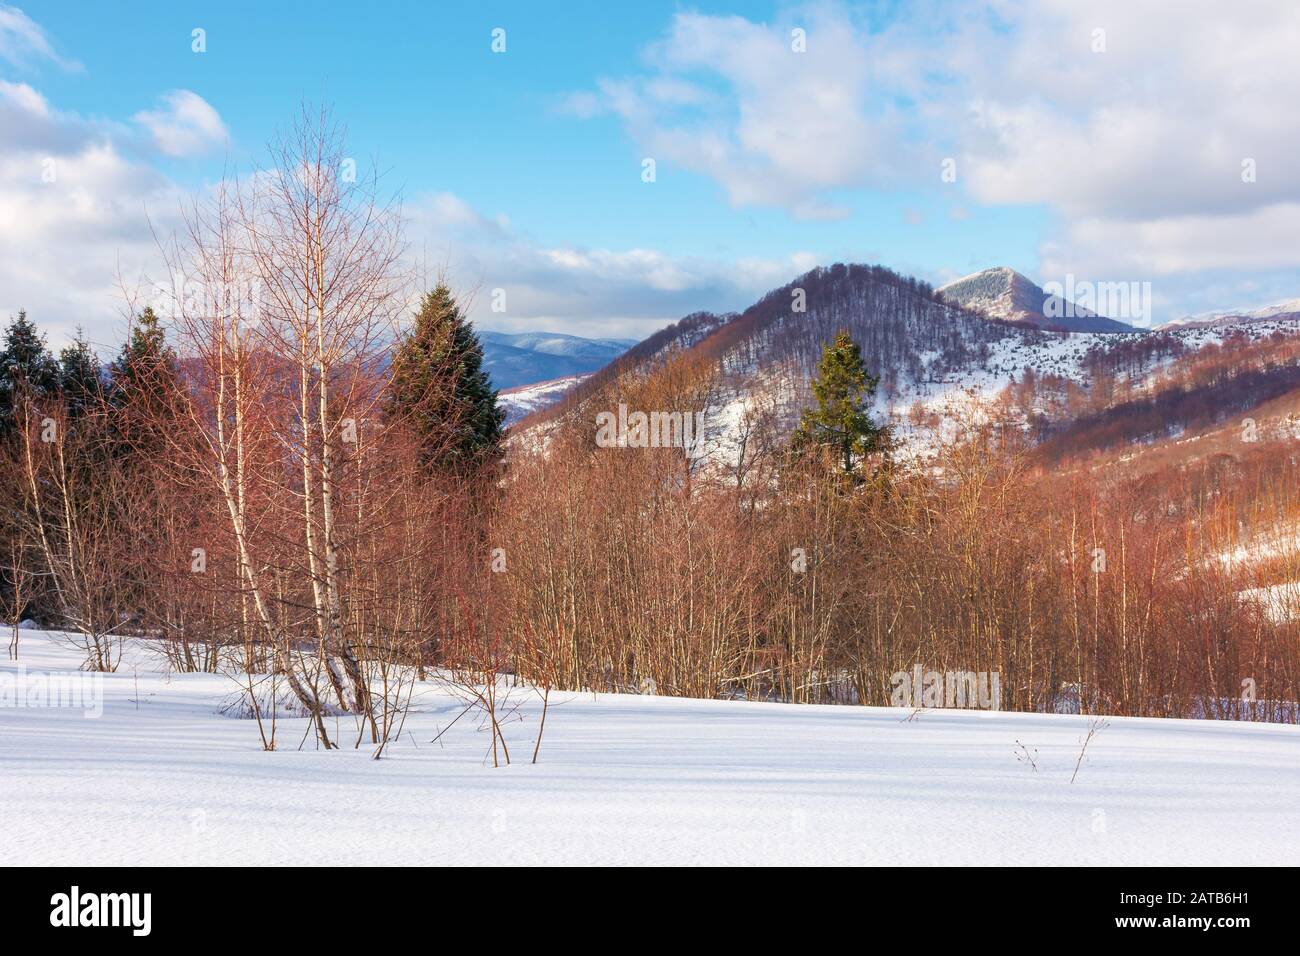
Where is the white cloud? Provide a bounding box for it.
[408,192,813,339]
[132,90,228,157]
[0,83,190,348]
[419,191,510,238]
[0,135,181,349]
[937,0,1300,309]
[1043,204,1300,278]
[954,1,1300,223]
[0,3,79,70]
[9,0,1300,344]
[572,1,1300,312]
[3,65,778,349]
[570,9,911,221]
[0,78,46,114]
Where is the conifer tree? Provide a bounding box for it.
[59,329,103,419]
[111,308,178,403]
[0,310,60,433]
[386,285,504,470]
[108,307,182,458]
[791,330,887,476]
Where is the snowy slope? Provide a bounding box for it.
[3,630,1299,866]
[720,316,1300,464]
[498,374,590,426]
[510,263,1300,472]
[894,320,1298,412]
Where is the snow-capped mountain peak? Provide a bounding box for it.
[938,267,1133,333]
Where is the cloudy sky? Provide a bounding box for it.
[3,0,1299,350]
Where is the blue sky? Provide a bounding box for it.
[3,1,1300,347]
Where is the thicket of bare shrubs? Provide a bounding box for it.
[490,399,1299,721]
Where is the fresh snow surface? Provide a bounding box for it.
[3,629,1298,866]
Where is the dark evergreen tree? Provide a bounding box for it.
[385,285,504,470]
[110,308,178,405]
[791,330,887,476]
[108,307,182,459]
[0,310,60,433]
[59,328,104,419]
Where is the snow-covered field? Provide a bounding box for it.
[3,630,1298,866]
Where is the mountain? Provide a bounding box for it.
[478,330,638,391]
[514,262,1300,470]
[937,267,1133,333]
[1157,298,1300,331]
[519,263,1058,457]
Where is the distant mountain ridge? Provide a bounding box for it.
[1158,298,1300,331]
[937,267,1133,333]
[478,329,638,391]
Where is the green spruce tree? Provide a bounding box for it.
[385,285,504,470]
[0,310,60,433]
[110,308,178,404]
[108,307,182,457]
[59,328,103,419]
[791,330,887,477]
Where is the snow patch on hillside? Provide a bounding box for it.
[499,374,589,426]
[714,319,1300,465]
[1241,582,1300,623]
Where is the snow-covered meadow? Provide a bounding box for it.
[3,629,1298,866]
